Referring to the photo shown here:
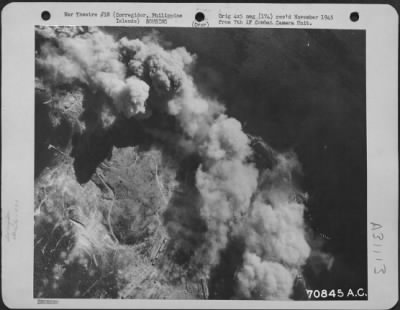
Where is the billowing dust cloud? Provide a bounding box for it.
[35,26,312,299]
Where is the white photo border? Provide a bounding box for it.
[1,2,398,309]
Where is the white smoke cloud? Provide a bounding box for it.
[119,31,223,140]
[113,76,150,117]
[200,116,252,161]
[236,252,294,300]
[194,158,258,269]
[36,27,148,120]
[236,154,311,299]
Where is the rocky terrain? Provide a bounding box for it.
[34,145,209,299]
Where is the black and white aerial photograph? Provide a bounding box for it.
[34,26,366,300]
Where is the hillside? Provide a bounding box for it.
[34,146,207,299]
